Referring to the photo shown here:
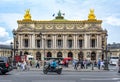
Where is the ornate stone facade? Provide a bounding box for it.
[13,9,107,61]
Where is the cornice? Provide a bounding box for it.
[17,19,102,24]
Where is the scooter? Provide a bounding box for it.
[43,64,62,74]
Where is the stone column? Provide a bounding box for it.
[64,35,67,48]
[76,34,78,49]
[42,35,44,49]
[18,35,20,49]
[52,35,54,49]
[30,34,32,48]
[21,35,23,49]
[29,34,31,48]
[84,34,87,49]
[32,34,35,48]
[99,35,102,48]
[63,35,65,49]
[54,35,56,49]
[74,35,76,49]
[88,34,90,48]
[97,35,99,48]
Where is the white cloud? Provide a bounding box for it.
[0,27,9,37]
[0,13,23,30]
[0,39,13,45]
[0,27,12,44]
[104,16,120,26]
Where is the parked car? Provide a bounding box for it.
[0,57,13,75]
[109,56,119,66]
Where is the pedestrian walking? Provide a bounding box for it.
[30,60,32,67]
[83,59,88,69]
[36,60,40,68]
[17,61,21,70]
[73,60,78,70]
[97,59,101,70]
[100,60,104,69]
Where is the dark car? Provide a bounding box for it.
[0,57,13,75]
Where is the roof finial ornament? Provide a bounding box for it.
[23,9,32,21]
[88,9,96,20]
[58,10,62,17]
[55,10,64,19]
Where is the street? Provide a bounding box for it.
[0,69,120,82]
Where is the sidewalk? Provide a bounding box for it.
[29,65,109,72]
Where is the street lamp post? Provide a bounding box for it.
[104,35,109,70]
[10,42,13,58]
[39,32,45,66]
[12,30,19,67]
[10,42,13,65]
[13,32,16,66]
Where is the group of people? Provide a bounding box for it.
[72,59,106,70]
[17,60,41,71]
[73,59,90,70]
[15,58,120,72]
[17,61,28,71]
[97,59,105,70]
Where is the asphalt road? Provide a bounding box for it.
[0,69,120,82]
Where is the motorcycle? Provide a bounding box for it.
[43,63,62,74]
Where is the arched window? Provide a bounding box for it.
[68,52,73,58]
[57,52,62,57]
[47,52,52,57]
[91,52,96,60]
[36,52,41,60]
[78,52,84,60]
[24,51,28,55]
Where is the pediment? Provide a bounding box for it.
[17,24,33,31]
[87,24,102,31]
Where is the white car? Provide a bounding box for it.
[109,56,119,66]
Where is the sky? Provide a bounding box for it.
[0,0,120,45]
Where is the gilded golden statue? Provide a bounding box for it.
[90,9,94,14]
[23,9,31,20]
[88,9,96,20]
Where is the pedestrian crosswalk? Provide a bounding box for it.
[32,80,75,82]
[81,78,120,81]
[0,80,11,82]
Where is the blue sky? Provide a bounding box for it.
[0,0,120,44]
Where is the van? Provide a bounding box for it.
[109,56,119,65]
[26,55,34,61]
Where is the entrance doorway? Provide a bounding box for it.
[78,52,84,60]
[47,52,52,57]
[68,52,73,58]
[36,52,41,60]
[91,52,96,60]
[57,52,62,57]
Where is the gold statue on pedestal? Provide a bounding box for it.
[23,9,31,21]
[88,9,96,20]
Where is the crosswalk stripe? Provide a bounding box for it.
[81,78,120,81]
[0,80,11,82]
